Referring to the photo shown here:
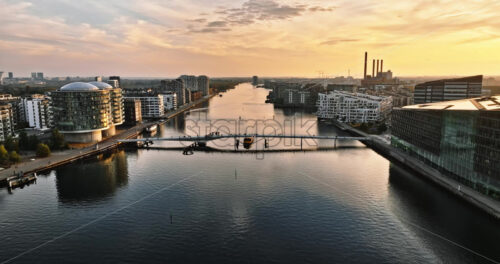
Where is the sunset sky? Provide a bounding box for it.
[1,0,500,78]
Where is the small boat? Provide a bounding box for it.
[146,124,157,133]
[243,137,254,149]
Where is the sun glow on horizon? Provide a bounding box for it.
[1,0,500,77]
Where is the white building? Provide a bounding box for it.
[161,92,177,111]
[124,96,164,118]
[21,94,52,130]
[316,91,392,123]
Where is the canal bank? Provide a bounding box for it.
[335,121,500,219]
[0,94,214,185]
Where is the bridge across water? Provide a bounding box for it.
[118,134,371,143]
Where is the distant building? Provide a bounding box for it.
[21,94,52,130]
[252,76,258,86]
[107,79,119,88]
[36,72,44,80]
[185,88,191,104]
[180,75,198,92]
[326,84,357,93]
[392,96,500,199]
[161,79,185,107]
[266,82,319,108]
[109,76,121,88]
[197,75,210,96]
[8,72,13,79]
[413,75,482,104]
[316,91,392,123]
[161,92,177,111]
[124,98,142,125]
[31,72,37,80]
[124,95,164,118]
[0,104,15,141]
[95,76,103,82]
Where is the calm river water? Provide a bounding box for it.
[1,83,499,264]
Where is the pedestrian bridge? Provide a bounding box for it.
[118,133,371,143]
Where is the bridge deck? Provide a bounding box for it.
[118,134,371,143]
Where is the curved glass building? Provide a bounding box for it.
[51,82,123,143]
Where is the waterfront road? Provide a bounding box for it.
[0,122,151,183]
[0,94,215,183]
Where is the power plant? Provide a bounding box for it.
[362,52,395,86]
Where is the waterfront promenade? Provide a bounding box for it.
[0,94,214,183]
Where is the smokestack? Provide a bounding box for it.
[363,52,367,80]
[376,60,379,76]
[381,60,383,73]
[372,59,375,77]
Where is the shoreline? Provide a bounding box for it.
[0,94,215,184]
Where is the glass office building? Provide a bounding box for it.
[392,96,500,199]
[51,82,115,143]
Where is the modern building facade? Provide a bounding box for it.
[51,82,119,143]
[124,95,164,118]
[89,81,124,137]
[316,91,392,123]
[124,98,142,125]
[414,75,482,104]
[161,92,177,111]
[161,79,185,107]
[21,94,52,130]
[392,96,500,199]
[0,104,15,142]
[0,94,21,128]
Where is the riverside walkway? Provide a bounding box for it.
[0,94,214,183]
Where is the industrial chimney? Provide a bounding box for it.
[376,60,379,76]
[381,60,384,73]
[372,60,375,77]
[364,52,367,80]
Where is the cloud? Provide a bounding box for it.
[320,38,360,45]
[188,0,335,32]
[207,21,227,27]
[187,18,207,23]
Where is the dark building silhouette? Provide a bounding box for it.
[413,75,482,104]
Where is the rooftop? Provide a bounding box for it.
[88,81,113,90]
[60,82,99,91]
[415,75,483,87]
[402,96,500,111]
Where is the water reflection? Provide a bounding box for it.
[387,163,500,263]
[55,150,128,203]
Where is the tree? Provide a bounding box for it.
[9,151,20,163]
[19,131,29,150]
[4,136,18,152]
[36,143,51,157]
[28,135,40,150]
[50,129,66,150]
[0,145,8,163]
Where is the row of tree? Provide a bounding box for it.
[0,129,66,165]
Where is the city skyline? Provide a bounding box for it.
[1,0,500,77]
